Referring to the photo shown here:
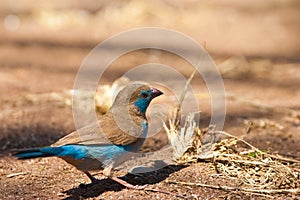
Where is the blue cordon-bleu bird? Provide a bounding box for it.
[14,83,163,189]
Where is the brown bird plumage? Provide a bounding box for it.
[53,84,151,147]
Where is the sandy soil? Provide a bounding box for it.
[0,1,299,199]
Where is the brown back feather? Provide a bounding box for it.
[52,83,150,147]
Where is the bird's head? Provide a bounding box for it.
[131,86,163,115]
[112,83,163,117]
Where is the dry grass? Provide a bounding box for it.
[162,70,300,197]
[164,107,300,197]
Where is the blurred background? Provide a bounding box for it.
[1,0,300,157]
[1,0,299,60]
[1,0,299,140]
[0,0,300,198]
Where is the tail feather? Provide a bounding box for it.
[14,147,63,159]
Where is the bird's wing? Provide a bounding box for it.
[52,111,145,147]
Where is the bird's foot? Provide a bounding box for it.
[110,176,148,190]
[84,171,99,184]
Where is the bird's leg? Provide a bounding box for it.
[84,171,98,183]
[102,165,113,177]
[103,165,148,190]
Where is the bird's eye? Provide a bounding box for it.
[141,93,148,98]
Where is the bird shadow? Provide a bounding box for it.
[62,164,186,199]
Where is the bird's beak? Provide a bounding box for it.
[151,88,163,98]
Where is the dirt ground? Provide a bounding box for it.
[0,1,300,199]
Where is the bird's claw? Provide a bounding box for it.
[110,176,148,190]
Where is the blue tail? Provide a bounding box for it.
[14,147,64,159]
[14,145,89,160]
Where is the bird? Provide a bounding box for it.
[14,83,163,190]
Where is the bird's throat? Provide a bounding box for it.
[134,100,149,117]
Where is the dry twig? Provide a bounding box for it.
[166,180,300,195]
